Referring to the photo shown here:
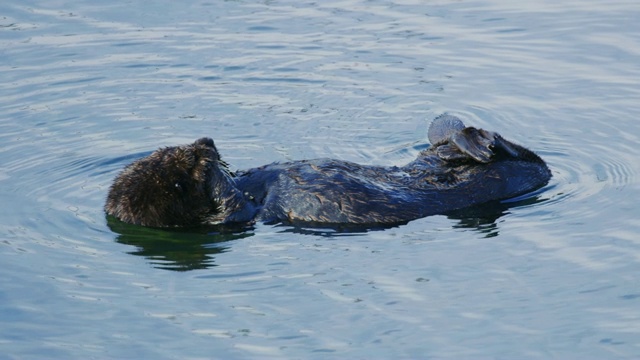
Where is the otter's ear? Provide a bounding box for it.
[194,137,215,148]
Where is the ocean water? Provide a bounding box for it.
[1,0,639,358]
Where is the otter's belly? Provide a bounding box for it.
[237,155,550,225]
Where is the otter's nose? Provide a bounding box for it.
[195,137,215,148]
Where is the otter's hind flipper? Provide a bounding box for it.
[451,127,526,163]
[428,114,465,145]
[433,128,495,163]
[429,115,497,163]
[449,127,496,163]
[434,144,474,162]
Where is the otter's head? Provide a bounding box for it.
[105,138,238,227]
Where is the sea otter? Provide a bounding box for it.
[105,115,551,228]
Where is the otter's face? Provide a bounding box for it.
[105,138,231,227]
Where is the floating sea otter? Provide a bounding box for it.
[105,115,551,228]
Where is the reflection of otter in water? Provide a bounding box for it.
[105,115,551,228]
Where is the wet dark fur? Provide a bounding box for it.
[105,116,551,228]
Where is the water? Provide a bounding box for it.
[1,0,639,358]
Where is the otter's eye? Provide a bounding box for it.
[174,182,183,192]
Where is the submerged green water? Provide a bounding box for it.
[1,0,639,358]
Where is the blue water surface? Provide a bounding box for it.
[1,0,639,358]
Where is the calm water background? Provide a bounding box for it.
[1,0,639,358]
